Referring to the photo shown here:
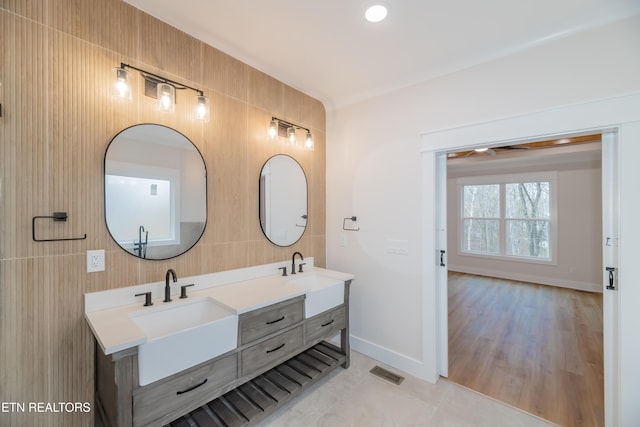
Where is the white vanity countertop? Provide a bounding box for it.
[203,276,306,314]
[84,260,354,355]
[85,304,147,355]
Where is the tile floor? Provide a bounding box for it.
[257,351,557,427]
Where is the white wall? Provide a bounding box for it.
[326,14,640,384]
[447,164,602,292]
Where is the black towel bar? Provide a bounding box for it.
[32,212,87,242]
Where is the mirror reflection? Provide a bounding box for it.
[259,154,308,246]
[104,124,207,259]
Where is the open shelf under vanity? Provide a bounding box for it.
[167,341,346,427]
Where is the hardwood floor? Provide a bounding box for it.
[447,272,604,427]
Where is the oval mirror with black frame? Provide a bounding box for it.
[259,154,308,247]
[104,124,207,260]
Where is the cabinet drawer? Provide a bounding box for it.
[133,352,237,427]
[241,326,303,378]
[305,306,346,344]
[239,297,304,344]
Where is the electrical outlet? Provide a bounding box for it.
[87,249,105,273]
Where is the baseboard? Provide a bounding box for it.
[349,335,436,383]
[448,264,602,293]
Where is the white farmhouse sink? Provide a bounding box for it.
[287,271,345,318]
[130,297,238,386]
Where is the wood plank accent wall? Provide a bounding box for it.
[0,1,326,426]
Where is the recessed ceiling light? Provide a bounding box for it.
[365,4,388,23]
[474,148,489,152]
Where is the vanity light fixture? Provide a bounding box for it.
[113,63,210,121]
[268,116,314,150]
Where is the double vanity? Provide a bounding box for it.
[85,259,353,427]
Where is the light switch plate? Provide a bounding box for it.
[87,249,105,273]
[386,239,409,255]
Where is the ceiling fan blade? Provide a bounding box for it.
[501,145,529,150]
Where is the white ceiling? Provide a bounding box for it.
[125,0,640,110]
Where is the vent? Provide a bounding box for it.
[369,366,404,385]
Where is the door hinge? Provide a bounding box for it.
[606,267,617,291]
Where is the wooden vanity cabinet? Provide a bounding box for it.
[305,306,346,344]
[95,347,137,427]
[132,352,237,426]
[238,296,305,379]
[238,296,304,344]
[240,325,304,378]
[95,280,351,427]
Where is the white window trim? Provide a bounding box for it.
[457,171,558,265]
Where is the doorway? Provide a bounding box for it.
[443,137,604,425]
[419,94,640,427]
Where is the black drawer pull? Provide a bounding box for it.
[266,343,285,354]
[266,316,285,325]
[176,378,208,395]
[321,319,335,327]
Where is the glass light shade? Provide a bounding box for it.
[157,83,175,113]
[113,67,131,100]
[305,131,314,150]
[268,119,278,139]
[287,126,296,144]
[195,95,210,122]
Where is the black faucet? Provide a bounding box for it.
[134,225,148,258]
[164,269,177,302]
[291,252,304,274]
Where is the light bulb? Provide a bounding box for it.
[113,67,131,100]
[268,119,278,139]
[287,126,296,144]
[305,131,314,150]
[157,83,175,113]
[196,95,210,122]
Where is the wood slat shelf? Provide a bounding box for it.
[165,342,346,427]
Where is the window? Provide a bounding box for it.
[105,175,174,243]
[104,160,181,249]
[461,184,500,254]
[458,173,556,263]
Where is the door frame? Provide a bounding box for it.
[601,130,619,427]
[420,92,640,425]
